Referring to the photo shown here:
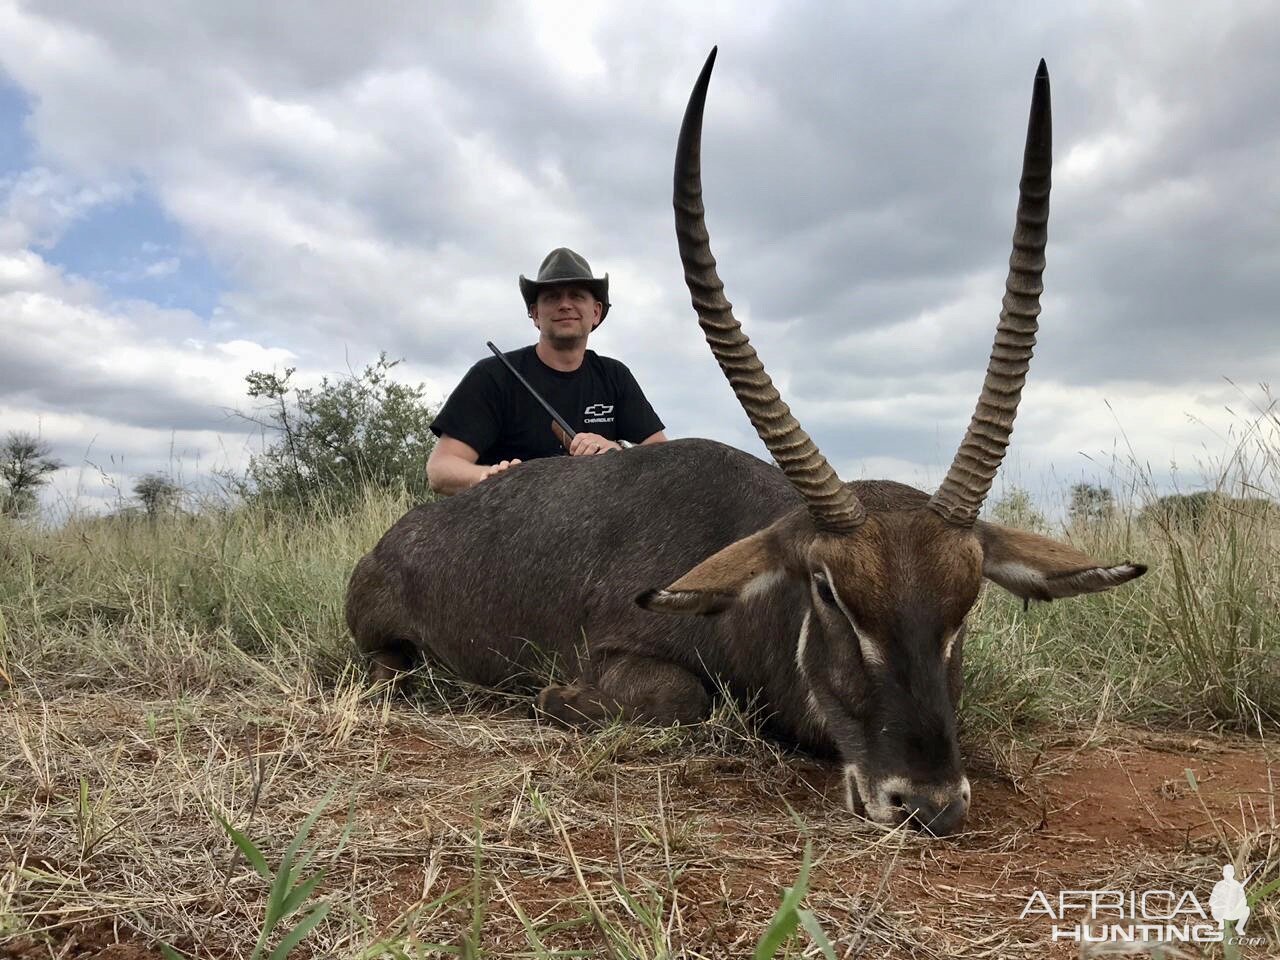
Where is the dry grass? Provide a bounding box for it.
[1,676,917,957]
[3,669,1275,958]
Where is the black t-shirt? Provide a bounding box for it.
[430,345,664,464]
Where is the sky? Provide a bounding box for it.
[1,1,1277,517]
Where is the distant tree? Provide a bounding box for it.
[1068,482,1114,527]
[133,473,182,520]
[1140,490,1276,530]
[0,432,63,518]
[234,353,437,512]
[1139,491,1216,529]
[990,486,1048,532]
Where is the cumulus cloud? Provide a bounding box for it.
[0,0,1276,514]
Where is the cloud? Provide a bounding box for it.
[0,270,295,431]
[0,1,1276,515]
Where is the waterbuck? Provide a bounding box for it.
[346,51,1146,835]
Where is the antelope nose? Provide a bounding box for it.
[881,778,970,836]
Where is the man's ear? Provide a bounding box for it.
[637,525,790,616]
[976,521,1147,601]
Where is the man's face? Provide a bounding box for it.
[531,284,601,343]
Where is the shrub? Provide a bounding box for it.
[232,353,437,514]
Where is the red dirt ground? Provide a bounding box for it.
[367,727,1277,958]
[8,728,1275,959]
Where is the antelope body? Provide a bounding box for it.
[346,51,1145,835]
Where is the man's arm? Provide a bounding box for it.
[640,430,667,445]
[427,435,520,496]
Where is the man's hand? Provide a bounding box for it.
[568,432,619,456]
[478,459,522,482]
[428,437,524,496]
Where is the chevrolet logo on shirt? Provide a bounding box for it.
[584,404,614,417]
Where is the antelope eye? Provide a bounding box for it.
[812,572,837,607]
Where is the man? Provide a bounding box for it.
[427,248,667,495]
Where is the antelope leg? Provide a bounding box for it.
[535,654,710,728]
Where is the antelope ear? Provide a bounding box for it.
[637,526,788,616]
[976,521,1147,601]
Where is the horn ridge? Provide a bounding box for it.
[929,61,1052,527]
[674,47,865,533]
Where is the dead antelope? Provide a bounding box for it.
[346,50,1145,835]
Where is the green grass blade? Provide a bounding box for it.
[753,843,813,959]
[797,908,837,960]
[1246,871,1280,906]
[505,890,552,958]
[267,900,333,960]
[217,815,272,880]
[263,857,295,936]
[283,788,335,865]
[753,910,801,960]
[279,869,327,918]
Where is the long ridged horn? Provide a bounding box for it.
[674,48,865,533]
[929,60,1052,527]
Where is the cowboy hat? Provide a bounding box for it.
[519,247,611,324]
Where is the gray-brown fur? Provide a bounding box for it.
[349,439,803,721]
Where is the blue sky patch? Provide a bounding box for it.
[48,189,225,319]
[1,70,225,319]
[0,74,33,173]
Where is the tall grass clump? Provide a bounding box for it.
[964,396,1280,735]
[0,484,416,695]
[1092,399,1278,729]
[1139,486,1279,727]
